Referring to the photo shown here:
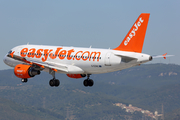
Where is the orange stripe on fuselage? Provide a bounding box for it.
[20,47,101,62]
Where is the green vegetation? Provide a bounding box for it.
[0,97,60,120]
[0,63,180,119]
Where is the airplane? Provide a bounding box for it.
[3,13,171,87]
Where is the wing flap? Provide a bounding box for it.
[30,60,68,72]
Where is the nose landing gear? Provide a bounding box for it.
[21,78,28,83]
[83,74,94,87]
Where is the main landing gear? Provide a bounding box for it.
[49,78,60,87]
[83,74,94,87]
[21,71,93,87]
[49,69,60,87]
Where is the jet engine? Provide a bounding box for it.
[66,74,86,79]
[14,64,40,78]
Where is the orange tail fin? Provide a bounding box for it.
[113,13,150,53]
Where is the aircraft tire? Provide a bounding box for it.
[88,79,94,87]
[83,79,89,87]
[54,79,60,87]
[22,78,28,83]
[49,79,55,87]
[83,79,94,87]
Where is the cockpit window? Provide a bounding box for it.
[8,50,12,54]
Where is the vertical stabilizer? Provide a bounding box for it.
[113,13,150,53]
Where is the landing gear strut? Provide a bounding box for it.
[49,69,60,87]
[83,74,94,87]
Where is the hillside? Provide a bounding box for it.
[92,63,180,90]
[0,63,180,119]
[165,108,180,120]
[0,85,145,120]
[0,97,60,120]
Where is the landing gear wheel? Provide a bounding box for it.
[54,79,60,87]
[83,79,89,87]
[49,79,60,87]
[83,74,94,87]
[49,69,60,87]
[21,78,28,83]
[83,79,94,87]
[88,79,94,87]
[49,79,55,87]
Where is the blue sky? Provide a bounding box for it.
[1,0,179,70]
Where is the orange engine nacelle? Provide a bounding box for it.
[66,74,86,79]
[14,64,40,79]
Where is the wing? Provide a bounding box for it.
[7,51,84,74]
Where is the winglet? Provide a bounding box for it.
[113,13,150,53]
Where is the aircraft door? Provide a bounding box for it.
[17,47,23,56]
[104,52,111,66]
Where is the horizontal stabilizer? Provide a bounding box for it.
[152,53,174,59]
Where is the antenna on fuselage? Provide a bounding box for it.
[90,46,92,48]
[27,42,29,45]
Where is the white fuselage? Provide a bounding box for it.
[4,45,152,75]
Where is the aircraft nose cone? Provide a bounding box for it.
[3,55,8,64]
